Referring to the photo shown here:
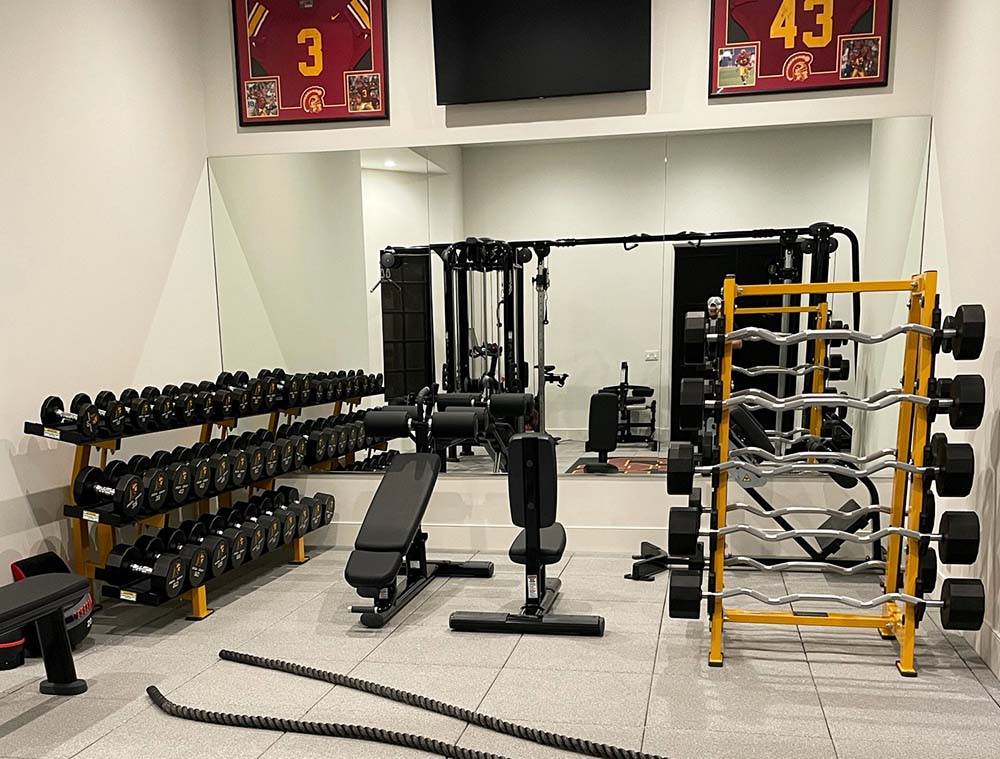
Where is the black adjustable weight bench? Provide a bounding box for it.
[345,453,493,628]
[449,433,605,636]
[0,573,89,695]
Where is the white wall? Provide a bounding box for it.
[921,1,1000,673]
[198,0,940,158]
[857,117,932,454]
[462,136,669,437]
[0,2,217,568]
[210,152,369,372]
[361,166,432,379]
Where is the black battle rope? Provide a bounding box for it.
[216,649,668,759]
[146,686,506,759]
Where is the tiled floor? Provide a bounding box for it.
[2,547,999,758]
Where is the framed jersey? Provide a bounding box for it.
[232,0,388,126]
[709,0,891,98]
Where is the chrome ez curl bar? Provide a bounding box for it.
[665,433,975,498]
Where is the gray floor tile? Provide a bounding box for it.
[459,721,644,759]
[835,737,1000,759]
[166,659,335,716]
[69,648,215,702]
[403,588,526,627]
[646,664,828,738]
[557,573,668,603]
[240,620,390,665]
[816,686,1000,748]
[472,551,571,576]
[303,661,500,742]
[366,625,521,668]
[476,669,651,726]
[260,733,431,758]
[642,727,837,759]
[73,704,282,759]
[0,690,146,759]
[556,598,664,633]
[505,629,658,673]
[560,554,637,578]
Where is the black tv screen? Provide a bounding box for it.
[431,0,651,105]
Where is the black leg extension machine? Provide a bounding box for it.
[449,433,605,636]
[344,453,494,628]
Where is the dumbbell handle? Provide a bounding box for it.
[702,586,935,609]
[91,482,118,498]
[124,562,156,576]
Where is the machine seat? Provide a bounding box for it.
[509,523,567,565]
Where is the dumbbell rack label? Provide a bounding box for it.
[704,272,948,677]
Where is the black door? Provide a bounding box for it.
[381,255,435,400]
[670,241,802,440]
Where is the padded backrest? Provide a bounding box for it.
[354,453,440,552]
[729,406,775,454]
[586,392,619,452]
[507,433,557,529]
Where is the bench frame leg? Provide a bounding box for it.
[352,531,494,629]
[450,562,605,637]
[35,609,87,696]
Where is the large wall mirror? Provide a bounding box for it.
[207,116,931,477]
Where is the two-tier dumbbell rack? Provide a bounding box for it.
[25,380,384,620]
[702,270,974,675]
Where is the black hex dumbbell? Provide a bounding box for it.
[198,514,250,567]
[153,529,209,589]
[139,387,176,429]
[189,442,232,493]
[215,506,267,561]
[149,450,193,506]
[40,395,101,437]
[105,539,186,598]
[178,519,231,577]
[118,388,154,431]
[72,465,143,517]
[248,493,299,544]
[170,446,213,500]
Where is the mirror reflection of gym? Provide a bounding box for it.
[207,116,932,477]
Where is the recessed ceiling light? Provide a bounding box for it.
[384,159,397,168]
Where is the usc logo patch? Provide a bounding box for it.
[783,52,814,82]
[301,86,326,113]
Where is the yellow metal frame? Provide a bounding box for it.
[710,273,937,675]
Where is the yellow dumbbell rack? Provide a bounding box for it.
[710,272,937,676]
[35,393,372,621]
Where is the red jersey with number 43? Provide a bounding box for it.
[247,0,373,106]
[729,0,873,78]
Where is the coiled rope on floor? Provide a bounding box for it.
[146,686,506,759]
[146,648,669,759]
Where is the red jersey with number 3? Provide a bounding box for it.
[247,0,373,107]
[729,0,873,77]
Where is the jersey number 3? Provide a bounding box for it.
[297,27,323,76]
[769,0,833,50]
